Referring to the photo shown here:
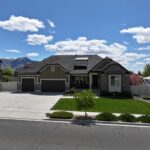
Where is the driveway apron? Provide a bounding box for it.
[0,92,62,120]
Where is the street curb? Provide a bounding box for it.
[0,117,150,128]
[44,118,150,127]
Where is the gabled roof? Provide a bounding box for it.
[92,57,129,73]
[17,55,102,75]
[92,57,113,71]
[17,55,129,75]
[100,61,129,73]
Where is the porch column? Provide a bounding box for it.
[89,73,92,89]
[35,75,41,92]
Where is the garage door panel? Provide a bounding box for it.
[41,80,65,92]
[22,78,34,92]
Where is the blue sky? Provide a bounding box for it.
[0,0,150,72]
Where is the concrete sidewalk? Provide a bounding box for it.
[133,96,150,104]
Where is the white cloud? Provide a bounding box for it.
[144,58,150,62]
[47,19,55,28]
[130,61,145,67]
[0,15,45,32]
[45,37,127,56]
[5,49,21,53]
[44,37,147,68]
[123,41,129,45]
[27,34,53,45]
[137,46,150,51]
[26,52,39,57]
[120,26,150,44]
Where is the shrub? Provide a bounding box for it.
[119,113,136,122]
[143,96,150,100]
[101,91,132,98]
[3,68,13,76]
[46,111,73,119]
[2,75,10,82]
[96,112,117,121]
[137,115,150,123]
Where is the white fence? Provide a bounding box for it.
[0,82,17,92]
[130,84,150,96]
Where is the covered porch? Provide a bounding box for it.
[69,73,99,90]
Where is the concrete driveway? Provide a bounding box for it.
[0,92,62,120]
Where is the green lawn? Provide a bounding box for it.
[52,98,150,114]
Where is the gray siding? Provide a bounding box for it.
[17,65,67,92]
[99,64,130,93]
[121,74,131,92]
[34,84,41,92]
[39,65,66,81]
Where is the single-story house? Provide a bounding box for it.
[16,55,131,96]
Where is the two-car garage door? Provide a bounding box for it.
[41,80,65,92]
[22,78,65,92]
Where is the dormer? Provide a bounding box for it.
[74,57,88,70]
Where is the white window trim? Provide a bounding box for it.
[51,66,55,72]
[109,75,121,92]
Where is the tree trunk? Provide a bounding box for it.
[85,111,87,119]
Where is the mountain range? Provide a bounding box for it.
[0,57,35,70]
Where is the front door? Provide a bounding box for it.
[92,75,99,89]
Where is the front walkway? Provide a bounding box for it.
[133,96,150,104]
[0,92,63,120]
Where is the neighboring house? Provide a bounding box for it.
[143,76,150,85]
[16,55,131,95]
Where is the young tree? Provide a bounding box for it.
[143,64,150,77]
[2,68,13,76]
[138,71,142,76]
[2,68,14,82]
[74,90,96,118]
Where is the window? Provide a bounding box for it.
[74,66,87,70]
[74,57,88,70]
[110,75,120,86]
[109,75,121,92]
[51,66,55,72]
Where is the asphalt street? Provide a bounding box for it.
[0,120,150,150]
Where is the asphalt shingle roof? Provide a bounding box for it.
[17,55,103,75]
